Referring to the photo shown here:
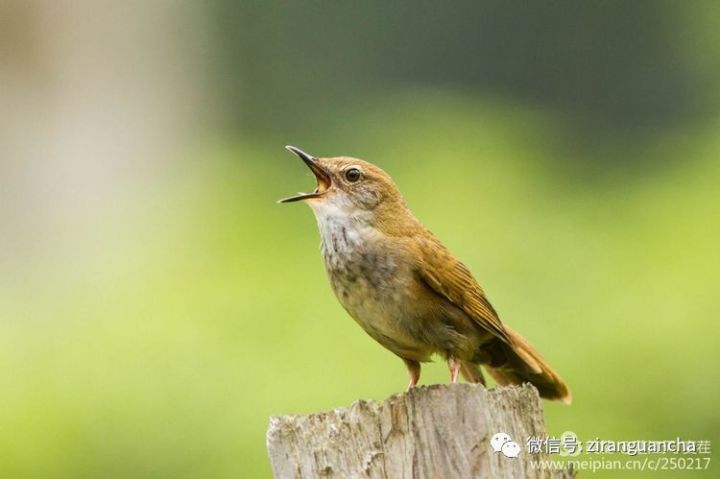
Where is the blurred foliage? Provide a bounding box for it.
[1,93,718,478]
[213,0,720,142]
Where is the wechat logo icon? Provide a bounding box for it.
[491,432,521,458]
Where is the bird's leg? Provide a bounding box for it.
[403,358,421,392]
[448,356,460,383]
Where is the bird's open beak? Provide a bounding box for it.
[278,146,332,203]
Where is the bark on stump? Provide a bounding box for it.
[267,383,574,478]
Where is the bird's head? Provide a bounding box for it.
[279,146,410,227]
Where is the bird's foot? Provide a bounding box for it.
[403,358,421,392]
[448,357,460,383]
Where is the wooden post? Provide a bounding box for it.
[266,383,574,478]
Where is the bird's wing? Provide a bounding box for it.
[415,236,511,344]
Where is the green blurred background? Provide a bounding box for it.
[1,1,719,477]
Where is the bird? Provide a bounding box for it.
[279,146,571,403]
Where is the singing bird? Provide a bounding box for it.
[279,146,571,403]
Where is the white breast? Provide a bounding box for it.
[313,206,406,322]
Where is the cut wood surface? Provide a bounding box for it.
[267,383,574,478]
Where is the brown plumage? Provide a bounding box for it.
[280,146,571,403]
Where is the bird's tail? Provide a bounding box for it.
[483,326,571,404]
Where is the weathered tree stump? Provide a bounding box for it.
[267,383,574,478]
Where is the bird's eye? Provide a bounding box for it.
[345,168,361,182]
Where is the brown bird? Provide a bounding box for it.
[279,146,571,403]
